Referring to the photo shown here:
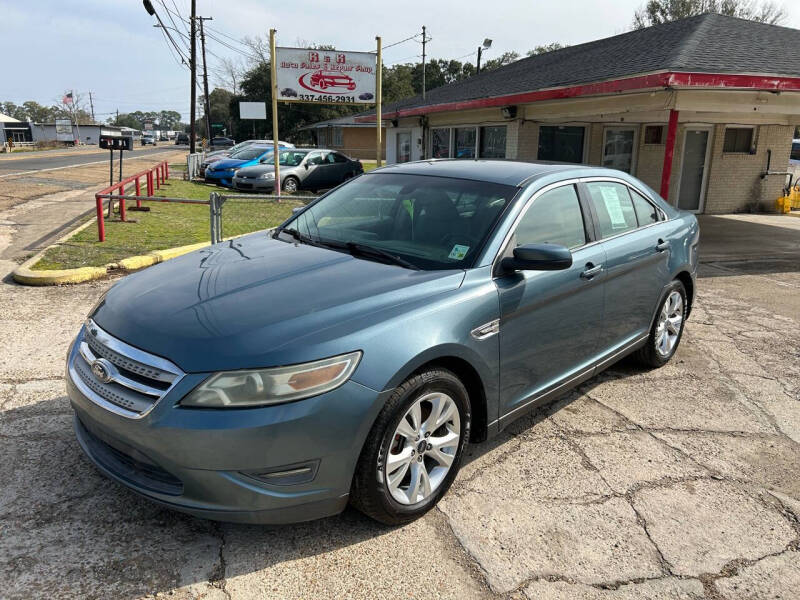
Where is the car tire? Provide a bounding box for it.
[283,176,299,193]
[350,368,471,525]
[633,279,687,368]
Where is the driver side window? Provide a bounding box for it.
[514,184,587,249]
[306,152,324,165]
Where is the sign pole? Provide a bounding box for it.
[376,36,382,168]
[269,28,281,198]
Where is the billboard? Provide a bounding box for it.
[275,48,376,104]
[239,102,267,120]
[55,119,73,142]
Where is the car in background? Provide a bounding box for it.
[199,140,295,176]
[68,160,698,526]
[141,135,157,146]
[790,138,800,166]
[209,136,236,149]
[175,132,189,145]
[204,144,274,187]
[233,148,363,193]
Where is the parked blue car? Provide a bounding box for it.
[67,160,699,525]
[204,144,279,187]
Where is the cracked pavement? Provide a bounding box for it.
[1,210,799,599]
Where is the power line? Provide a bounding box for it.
[383,33,422,50]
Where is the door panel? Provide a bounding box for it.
[678,129,710,212]
[497,245,606,419]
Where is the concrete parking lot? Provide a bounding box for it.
[1,210,799,599]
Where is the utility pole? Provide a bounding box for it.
[421,26,427,100]
[116,108,119,125]
[88,91,96,123]
[198,16,213,142]
[477,46,482,74]
[189,0,197,154]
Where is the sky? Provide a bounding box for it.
[2,0,799,123]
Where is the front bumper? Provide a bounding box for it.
[232,176,275,192]
[204,171,235,187]
[66,329,385,524]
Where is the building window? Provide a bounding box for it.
[723,127,754,153]
[431,128,450,158]
[602,127,636,174]
[454,127,476,158]
[479,126,507,158]
[317,128,327,147]
[538,125,585,163]
[644,125,664,144]
[332,127,343,147]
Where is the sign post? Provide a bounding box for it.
[270,28,281,197]
[376,36,382,168]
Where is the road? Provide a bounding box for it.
[0,145,186,177]
[0,211,799,598]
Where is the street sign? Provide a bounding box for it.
[211,122,224,129]
[55,119,73,142]
[275,48,376,104]
[99,135,132,151]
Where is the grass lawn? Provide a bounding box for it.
[32,179,303,270]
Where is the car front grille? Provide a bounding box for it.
[69,318,184,419]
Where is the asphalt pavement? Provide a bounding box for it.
[0,145,186,176]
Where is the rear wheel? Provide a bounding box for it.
[282,176,299,193]
[633,280,687,368]
[350,368,470,525]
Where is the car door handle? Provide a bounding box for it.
[580,263,603,279]
[656,239,670,252]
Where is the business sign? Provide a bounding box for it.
[55,119,73,142]
[239,101,267,120]
[275,47,376,104]
[144,122,154,131]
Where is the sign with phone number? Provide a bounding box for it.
[276,47,376,105]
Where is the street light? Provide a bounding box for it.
[477,39,492,74]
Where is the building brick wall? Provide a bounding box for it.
[635,126,666,192]
[516,121,539,161]
[701,124,793,213]
[336,127,385,160]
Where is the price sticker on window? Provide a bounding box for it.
[448,244,470,260]
[599,186,627,228]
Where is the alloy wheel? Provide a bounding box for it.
[284,178,298,193]
[655,290,684,357]
[385,392,461,505]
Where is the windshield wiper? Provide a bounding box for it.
[275,227,324,248]
[344,242,420,270]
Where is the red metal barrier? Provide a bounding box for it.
[95,160,170,242]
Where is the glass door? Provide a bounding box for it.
[396,132,411,163]
[677,128,711,212]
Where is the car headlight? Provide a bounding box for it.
[259,172,275,179]
[180,351,362,408]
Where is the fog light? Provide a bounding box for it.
[242,460,319,486]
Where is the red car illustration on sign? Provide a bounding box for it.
[309,72,357,91]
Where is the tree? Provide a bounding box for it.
[527,43,568,56]
[632,0,787,28]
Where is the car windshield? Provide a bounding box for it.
[260,150,308,167]
[228,141,252,153]
[230,146,270,160]
[283,173,517,270]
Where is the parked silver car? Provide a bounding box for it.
[232,148,364,193]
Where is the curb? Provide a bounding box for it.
[12,221,210,286]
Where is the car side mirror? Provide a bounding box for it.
[500,243,572,272]
[304,163,310,170]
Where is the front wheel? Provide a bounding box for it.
[282,176,299,193]
[633,280,687,368]
[350,368,470,525]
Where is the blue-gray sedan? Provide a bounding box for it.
[67,160,699,525]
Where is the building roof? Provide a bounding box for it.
[299,113,384,130]
[362,13,800,120]
[0,113,21,123]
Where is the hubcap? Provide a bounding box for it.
[655,290,684,357]
[385,392,461,505]
[285,179,297,192]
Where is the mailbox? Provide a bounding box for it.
[99,135,132,151]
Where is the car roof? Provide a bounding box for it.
[369,159,610,186]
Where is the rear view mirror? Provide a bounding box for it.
[501,243,572,272]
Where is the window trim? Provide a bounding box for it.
[722,125,755,154]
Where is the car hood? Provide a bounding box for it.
[94,233,465,373]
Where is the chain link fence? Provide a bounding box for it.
[210,193,317,244]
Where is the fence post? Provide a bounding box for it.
[165,161,170,180]
[96,195,106,242]
[148,171,153,196]
[120,184,126,222]
[135,175,142,208]
[156,166,161,190]
[209,192,217,244]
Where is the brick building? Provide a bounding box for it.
[356,14,800,214]
[300,114,385,161]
